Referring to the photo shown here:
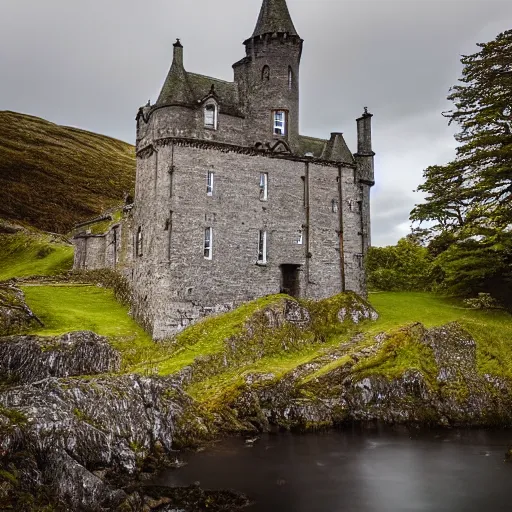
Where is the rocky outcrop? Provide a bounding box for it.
[3,293,511,511]
[0,374,211,511]
[224,322,512,430]
[0,331,120,384]
[0,284,40,336]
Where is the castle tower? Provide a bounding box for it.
[234,0,303,150]
[75,0,376,340]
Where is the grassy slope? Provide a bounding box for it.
[21,285,155,372]
[20,287,512,401]
[0,230,74,281]
[0,111,135,233]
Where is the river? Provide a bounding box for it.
[155,426,512,511]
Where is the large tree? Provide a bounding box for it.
[411,30,512,304]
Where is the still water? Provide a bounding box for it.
[156,427,512,512]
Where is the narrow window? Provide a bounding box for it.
[301,176,306,207]
[273,110,286,136]
[288,67,293,90]
[207,171,214,196]
[332,199,339,213]
[166,211,173,260]
[204,227,213,260]
[258,230,267,264]
[136,227,143,257]
[204,104,217,129]
[297,230,303,245]
[259,173,268,201]
[262,65,270,81]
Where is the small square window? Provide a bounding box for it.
[204,227,213,260]
[207,171,214,196]
[273,111,286,136]
[258,230,267,264]
[259,173,268,201]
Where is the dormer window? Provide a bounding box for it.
[204,103,217,130]
[273,110,286,136]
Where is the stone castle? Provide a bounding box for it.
[73,0,376,340]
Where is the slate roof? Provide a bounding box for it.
[156,43,195,107]
[297,135,327,158]
[188,73,241,117]
[321,133,355,163]
[252,0,299,38]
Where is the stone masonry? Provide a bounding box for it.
[73,0,376,340]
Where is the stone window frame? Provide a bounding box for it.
[204,227,213,260]
[332,199,339,213]
[272,110,287,137]
[204,101,218,130]
[259,172,268,201]
[207,170,214,196]
[288,66,294,90]
[257,230,268,264]
[297,229,303,245]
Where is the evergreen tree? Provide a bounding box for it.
[411,30,512,304]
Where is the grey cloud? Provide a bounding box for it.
[1,0,511,245]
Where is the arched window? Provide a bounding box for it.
[262,65,270,81]
[204,103,217,130]
[288,67,293,90]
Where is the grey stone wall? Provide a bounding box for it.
[74,0,375,340]
[131,141,368,339]
[72,213,134,274]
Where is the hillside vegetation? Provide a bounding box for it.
[0,223,73,281]
[0,111,135,233]
[21,285,512,385]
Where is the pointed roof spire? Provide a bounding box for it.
[156,39,195,106]
[252,0,299,38]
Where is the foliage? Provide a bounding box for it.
[0,111,135,234]
[463,293,501,310]
[0,231,73,281]
[410,30,512,305]
[366,236,440,291]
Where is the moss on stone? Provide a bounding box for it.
[351,324,439,389]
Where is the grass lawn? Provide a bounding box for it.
[20,286,512,383]
[0,232,74,281]
[369,291,512,380]
[21,284,159,371]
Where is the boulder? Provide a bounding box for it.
[0,331,121,384]
[0,285,39,336]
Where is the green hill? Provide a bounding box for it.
[0,111,135,233]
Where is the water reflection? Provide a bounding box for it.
[155,427,512,511]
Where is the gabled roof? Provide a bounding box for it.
[155,41,242,117]
[297,135,327,158]
[321,133,355,163]
[188,73,241,117]
[252,0,299,38]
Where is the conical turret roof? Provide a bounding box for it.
[252,0,299,38]
[156,40,195,106]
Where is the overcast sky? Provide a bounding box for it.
[1,0,511,246]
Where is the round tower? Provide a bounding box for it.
[234,0,303,150]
